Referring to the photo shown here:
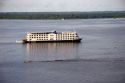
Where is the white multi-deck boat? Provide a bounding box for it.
[21,31,82,43]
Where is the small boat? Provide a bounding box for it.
[20,31,82,43]
[16,40,23,43]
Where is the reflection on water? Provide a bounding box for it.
[26,43,81,61]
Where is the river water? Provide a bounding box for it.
[0,18,125,83]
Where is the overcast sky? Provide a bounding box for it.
[0,0,125,12]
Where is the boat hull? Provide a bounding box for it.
[23,39,82,43]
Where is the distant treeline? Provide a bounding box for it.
[0,11,125,19]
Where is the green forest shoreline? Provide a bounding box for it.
[0,11,125,19]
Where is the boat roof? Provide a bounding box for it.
[27,31,76,34]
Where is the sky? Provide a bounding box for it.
[0,0,125,12]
